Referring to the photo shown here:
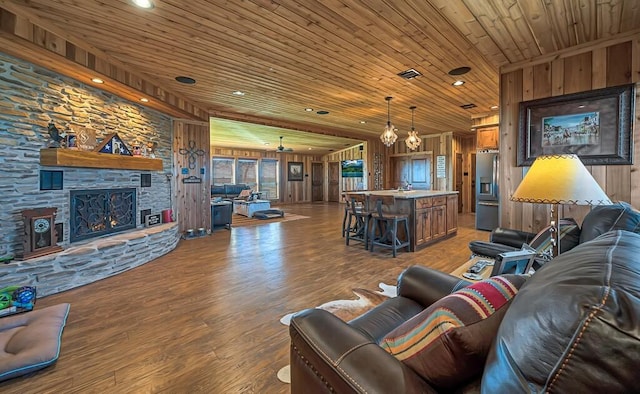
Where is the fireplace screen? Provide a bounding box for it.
[70,188,136,242]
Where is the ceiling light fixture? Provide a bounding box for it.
[360,121,366,124]
[405,106,422,151]
[490,105,499,110]
[232,91,245,96]
[305,108,313,112]
[380,96,398,147]
[452,80,465,86]
[140,98,149,102]
[91,78,104,84]
[132,0,154,9]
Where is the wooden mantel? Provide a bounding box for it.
[40,149,163,171]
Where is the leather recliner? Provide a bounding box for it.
[468,201,640,261]
[289,203,640,393]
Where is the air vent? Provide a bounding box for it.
[460,103,477,110]
[397,68,422,80]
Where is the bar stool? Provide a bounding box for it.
[341,193,354,238]
[344,193,372,249]
[368,195,410,257]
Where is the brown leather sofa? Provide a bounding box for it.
[289,204,640,393]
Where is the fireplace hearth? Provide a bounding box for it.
[70,188,136,242]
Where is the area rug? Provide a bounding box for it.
[277,282,397,384]
[232,212,309,228]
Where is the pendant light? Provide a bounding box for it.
[405,106,422,151]
[380,96,398,147]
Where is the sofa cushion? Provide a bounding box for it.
[579,202,640,243]
[482,230,640,393]
[379,275,526,391]
[0,303,70,382]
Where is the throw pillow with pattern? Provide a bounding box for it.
[379,274,527,391]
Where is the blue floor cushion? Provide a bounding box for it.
[0,303,70,382]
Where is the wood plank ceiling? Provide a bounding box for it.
[2,0,639,153]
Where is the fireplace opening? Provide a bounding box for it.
[70,188,136,242]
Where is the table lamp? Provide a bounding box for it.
[511,154,611,257]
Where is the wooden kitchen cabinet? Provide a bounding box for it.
[446,195,458,234]
[476,126,498,150]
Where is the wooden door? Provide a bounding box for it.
[311,162,323,201]
[455,153,463,212]
[470,153,476,213]
[328,162,340,202]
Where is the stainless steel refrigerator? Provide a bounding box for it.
[476,152,499,231]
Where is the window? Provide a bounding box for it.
[237,159,258,190]
[212,157,234,185]
[211,157,279,199]
[260,159,279,199]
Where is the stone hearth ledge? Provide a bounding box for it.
[2,223,180,297]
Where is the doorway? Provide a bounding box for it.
[328,162,340,202]
[311,162,323,201]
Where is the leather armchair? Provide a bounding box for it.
[289,267,471,393]
[290,229,640,393]
[469,202,640,261]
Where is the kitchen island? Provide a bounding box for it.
[346,190,458,252]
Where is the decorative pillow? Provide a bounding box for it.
[379,275,526,391]
[529,218,580,255]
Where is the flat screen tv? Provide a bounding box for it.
[341,159,364,178]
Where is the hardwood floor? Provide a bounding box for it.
[0,203,489,393]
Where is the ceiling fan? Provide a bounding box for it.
[276,136,293,152]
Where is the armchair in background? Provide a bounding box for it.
[468,202,640,267]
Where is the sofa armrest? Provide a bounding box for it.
[490,227,536,248]
[397,266,470,307]
[290,308,436,394]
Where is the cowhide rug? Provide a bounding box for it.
[277,282,397,384]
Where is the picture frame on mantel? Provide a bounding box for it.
[288,162,303,181]
[517,83,635,166]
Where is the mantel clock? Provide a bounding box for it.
[18,207,62,260]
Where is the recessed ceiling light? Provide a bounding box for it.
[91,78,104,84]
[578,105,586,108]
[175,76,196,84]
[452,80,465,86]
[264,143,270,146]
[305,108,314,112]
[490,105,499,110]
[316,110,329,115]
[308,147,313,150]
[448,66,471,75]
[140,98,149,102]
[132,0,154,9]
[232,91,245,96]
[360,121,366,124]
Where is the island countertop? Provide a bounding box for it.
[345,190,458,199]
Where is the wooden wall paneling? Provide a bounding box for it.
[500,36,640,234]
[562,51,593,222]
[589,47,608,200]
[631,36,640,207]
[519,66,535,232]
[499,70,524,230]
[605,41,633,204]
[174,122,211,233]
[453,135,475,213]
[562,52,592,94]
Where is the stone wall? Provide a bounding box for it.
[2,223,181,297]
[0,51,173,260]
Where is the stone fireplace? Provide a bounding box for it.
[70,188,137,242]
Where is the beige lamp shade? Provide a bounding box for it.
[511,154,611,205]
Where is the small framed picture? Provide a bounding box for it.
[288,162,303,181]
[66,133,77,149]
